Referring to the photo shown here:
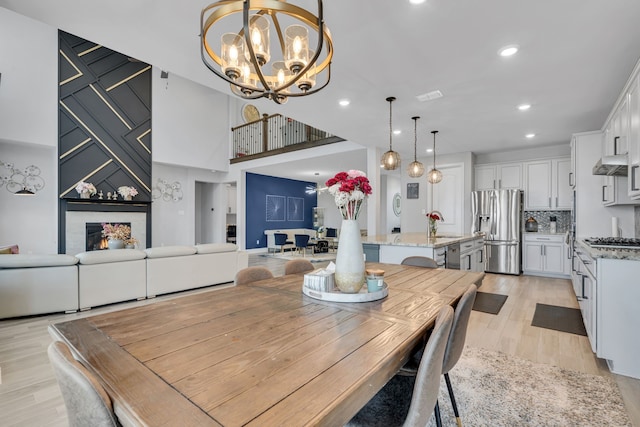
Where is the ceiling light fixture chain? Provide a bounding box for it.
[407,115,424,178]
[428,130,442,183]
[200,0,334,104]
[381,96,400,170]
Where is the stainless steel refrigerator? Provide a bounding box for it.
[471,189,523,275]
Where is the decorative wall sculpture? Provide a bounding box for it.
[151,179,183,202]
[0,160,45,194]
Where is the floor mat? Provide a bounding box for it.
[472,291,508,315]
[531,303,587,336]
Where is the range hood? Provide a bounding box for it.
[592,154,628,176]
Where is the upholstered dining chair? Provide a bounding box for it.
[273,233,293,253]
[401,256,439,269]
[284,258,314,275]
[399,283,478,427]
[235,266,274,285]
[47,341,119,427]
[294,234,313,257]
[325,228,338,251]
[346,305,454,427]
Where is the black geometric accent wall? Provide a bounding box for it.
[58,30,152,200]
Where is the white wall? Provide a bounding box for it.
[0,8,57,147]
[0,141,58,253]
[152,68,233,172]
[385,174,401,233]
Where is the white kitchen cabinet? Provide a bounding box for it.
[474,163,522,190]
[524,158,571,210]
[459,237,484,272]
[629,75,640,198]
[569,136,577,188]
[523,234,567,278]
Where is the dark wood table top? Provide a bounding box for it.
[49,263,483,427]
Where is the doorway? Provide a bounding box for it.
[195,181,215,244]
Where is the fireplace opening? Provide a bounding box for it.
[86,222,131,251]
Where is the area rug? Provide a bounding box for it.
[531,303,587,336]
[346,346,631,427]
[472,291,508,315]
[260,252,336,263]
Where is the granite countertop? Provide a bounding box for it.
[362,232,481,249]
[577,239,640,261]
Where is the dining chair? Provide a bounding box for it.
[346,305,454,427]
[47,341,119,427]
[284,258,314,275]
[401,256,439,269]
[399,283,478,427]
[325,228,338,251]
[235,266,274,285]
[294,234,313,257]
[273,233,293,253]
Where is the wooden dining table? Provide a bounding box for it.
[49,263,484,427]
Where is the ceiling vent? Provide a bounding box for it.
[416,90,443,102]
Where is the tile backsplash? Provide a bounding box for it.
[523,210,571,234]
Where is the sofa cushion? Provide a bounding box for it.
[76,249,146,265]
[194,243,237,254]
[144,246,197,259]
[0,254,79,268]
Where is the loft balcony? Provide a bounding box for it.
[230,114,344,163]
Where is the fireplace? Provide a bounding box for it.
[61,199,150,255]
[86,222,131,251]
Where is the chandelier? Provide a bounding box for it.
[407,116,425,178]
[427,130,443,184]
[200,0,334,104]
[381,97,400,170]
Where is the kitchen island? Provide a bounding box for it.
[362,232,484,270]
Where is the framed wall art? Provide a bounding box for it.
[407,183,419,199]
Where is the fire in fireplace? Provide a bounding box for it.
[86,222,131,251]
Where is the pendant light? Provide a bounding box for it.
[380,96,400,170]
[427,130,443,184]
[407,116,425,178]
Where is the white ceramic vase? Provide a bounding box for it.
[108,239,124,250]
[80,191,90,199]
[334,219,365,293]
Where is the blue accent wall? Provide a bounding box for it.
[246,172,317,249]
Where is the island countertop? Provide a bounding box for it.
[362,232,481,249]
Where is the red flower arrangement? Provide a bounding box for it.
[325,170,372,220]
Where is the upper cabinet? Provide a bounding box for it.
[629,75,640,198]
[474,163,522,190]
[523,158,571,210]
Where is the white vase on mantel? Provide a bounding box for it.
[108,239,124,250]
[80,191,90,199]
[334,219,365,293]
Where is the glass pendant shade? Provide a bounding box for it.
[381,96,400,170]
[285,25,309,73]
[408,161,425,178]
[428,130,442,183]
[427,168,443,183]
[407,115,424,177]
[381,150,401,170]
[247,15,270,65]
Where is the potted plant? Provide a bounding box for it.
[101,223,131,249]
[75,182,97,199]
[117,186,138,200]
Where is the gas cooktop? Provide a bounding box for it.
[584,237,640,249]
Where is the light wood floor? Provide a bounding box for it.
[1,255,638,426]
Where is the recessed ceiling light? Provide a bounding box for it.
[393,129,402,135]
[338,99,350,107]
[498,45,519,57]
[525,133,535,139]
[518,104,531,111]
[426,148,433,153]
[409,0,427,4]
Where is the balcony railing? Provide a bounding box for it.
[230,114,344,162]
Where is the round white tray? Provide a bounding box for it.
[302,282,388,303]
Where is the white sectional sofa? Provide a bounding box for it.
[264,228,317,252]
[0,244,249,318]
[0,254,80,319]
[145,243,248,298]
[75,249,147,310]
